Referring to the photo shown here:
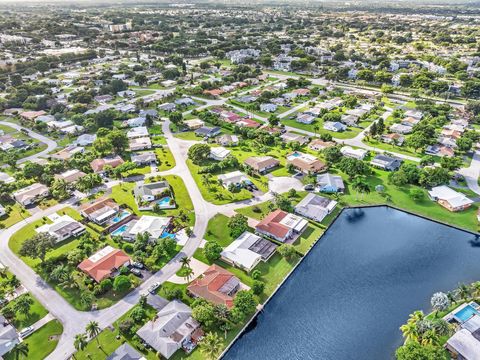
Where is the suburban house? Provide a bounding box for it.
[13,183,50,206]
[381,133,405,146]
[125,117,146,128]
[297,113,316,124]
[0,315,19,357]
[136,300,203,359]
[370,154,403,171]
[324,121,347,132]
[280,132,309,145]
[54,169,86,184]
[446,329,480,360]
[75,134,97,146]
[106,343,145,360]
[340,146,368,160]
[195,126,221,138]
[119,215,171,241]
[0,172,15,184]
[260,103,277,113]
[390,123,413,134]
[79,198,123,225]
[187,264,241,308]
[134,180,171,204]
[90,156,124,173]
[36,214,86,243]
[51,146,85,161]
[255,209,308,242]
[129,136,152,151]
[221,231,277,272]
[127,126,149,139]
[209,146,231,161]
[217,134,239,147]
[184,119,204,130]
[244,156,279,174]
[294,193,337,222]
[308,139,336,151]
[316,173,345,193]
[131,151,157,165]
[286,152,326,175]
[78,245,131,282]
[428,186,474,212]
[218,171,251,189]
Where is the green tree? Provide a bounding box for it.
[107,129,129,153]
[203,241,222,262]
[233,290,257,315]
[188,143,211,164]
[277,244,297,260]
[13,294,33,317]
[19,233,56,263]
[396,341,449,360]
[92,137,114,156]
[227,214,249,238]
[85,320,101,346]
[73,333,88,358]
[113,275,132,293]
[199,332,223,360]
[50,179,70,200]
[10,342,29,360]
[323,146,342,164]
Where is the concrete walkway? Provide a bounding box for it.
[168,258,210,284]
[30,313,55,331]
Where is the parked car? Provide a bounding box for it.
[19,326,34,338]
[304,184,315,191]
[131,268,142,277]
[148,282,161,294]
[132,262,144,269]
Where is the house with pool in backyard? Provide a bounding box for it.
[443,302,480,359]
[134,180,176,211]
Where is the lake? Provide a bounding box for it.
[223,206,480,360]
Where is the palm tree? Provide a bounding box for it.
[400,321,419,343]
[73,333,88,359]
[352,177,370,201]
[407,310,425,325]
[472,282,480,298]
[13,294,33,318]
[11,342,29,360]
[199,332,223,360]
[420,328,439,346]
[85,321,101,347]
[183,267,194,283]
[313,125,319,136]
[459,283,471,302]
[180,256,191,270]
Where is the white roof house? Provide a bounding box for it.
[428,185,474,212]
[36,214,86,243]
[0,315,19,357]
[0,172,15,184]
[446,329,480,360]
[340,146,368,160]
[220,231,277,272]
[127,126,149,139]
[217,171,250,188]
[122,215,171,241]
[13,183,49,206]
[136,300,201,359]
[294,193,337,222]
[209,146,230,161]
[75,134,96,146]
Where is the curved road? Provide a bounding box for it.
[0,121,58,164]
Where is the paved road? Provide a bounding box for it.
[0,121,58,164]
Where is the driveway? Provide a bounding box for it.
[268,176,304,194]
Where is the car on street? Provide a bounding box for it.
[148,282,161,293]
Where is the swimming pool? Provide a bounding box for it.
[454,304,480,323]
[156,196,172,208]
[111,210,130,223]
[111,224,128,236]
[160,232,176,240]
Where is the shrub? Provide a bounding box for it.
[113,275,132,293]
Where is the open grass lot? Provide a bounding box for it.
[74,304,159,360]
[111,174,195,225]
[121,165,151,177]
[0,203,29,228]
[173,131,202,141]
[11,294,49,329]
[204,213,235,246]
[186,159,255,205]
[133,89,156,97]
[293,222,324,255]
[363,137,421,158]
[155,146,175,171]
[5,320,63,360]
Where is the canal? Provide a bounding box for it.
[223,206,480,360]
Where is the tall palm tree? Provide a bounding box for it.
[400,321,419,343]
[73,333,88,359]
[459,283,471,302]
[199,332,223,360]
[420,328,439,346]
[183,267,194,283]
[180,256,191,270]
[85,321,101,346]
[11,342,29,360]
[407,310,425,325]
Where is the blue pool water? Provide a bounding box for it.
[454,304,479,322]
[156,196,172,207]
[290,152,301,157]
[111,224,128,236]
[224,207,480,360]
[111,210,130,223]
[160,232,175,240]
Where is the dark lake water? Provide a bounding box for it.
[223,206,480,360]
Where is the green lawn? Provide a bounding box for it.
[281,117,364,139]
[204,213,236,246]
[121,165,151,177]
[0,203,29,228]
[11,294,49,329]
[155,146,176,171]
[293,223,324,255]
[173,131,202,141]
[5,320,63,360]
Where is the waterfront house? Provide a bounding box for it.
[316,173,345,193]
[187,264,240,308]
[428,186,474,212]
[255,209,308,242]
[137,300,203,359]
[294,193,337,223]
[220,231,277,272]
[78,246,131,282]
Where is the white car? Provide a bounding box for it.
[19,326,34,338]
[148,282,160,294]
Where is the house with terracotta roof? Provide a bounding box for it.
[19,110,46,121]
[90,156,124,173]
[78,245,131,282]
[79,198,124,225]
[255,209,308,242]
[187,264,240,308]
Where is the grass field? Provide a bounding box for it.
[11,294,49,329]
[155,146,176,171]
[5,320,63,360]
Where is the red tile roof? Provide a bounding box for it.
[255,209,290,239]
[78,246,131,282]
[187,264,239,308]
